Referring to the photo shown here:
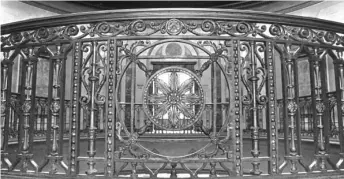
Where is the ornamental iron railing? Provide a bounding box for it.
[5,92,340,141]
[1,9,344,179]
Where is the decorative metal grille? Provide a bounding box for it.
[142,67,205,130]
[1,9,344,179]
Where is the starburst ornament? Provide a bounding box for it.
[143,67,205,130]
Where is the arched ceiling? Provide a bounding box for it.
[23,1,321,14]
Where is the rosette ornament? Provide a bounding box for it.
[143,67,205,130]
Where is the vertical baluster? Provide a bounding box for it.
[276,44,308,173]
[15,53,26,164]
[21,55,33,153]
[308,47,335,171]
[39,44,69,173]
[285,44,298,173]
[28,49,38,162]
[52,47,61,170]
[11,48,39,172]
[311,48,325,170]
[334,51,344,168]
[86,41,98,175]
[248,41,261,175]
[52,45,62,155]
[27,47,39,172]
[1,51,14,169]
[21,53,31,168]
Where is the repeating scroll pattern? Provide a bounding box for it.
[2,19,343,48]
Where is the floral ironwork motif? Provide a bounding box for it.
[287,100,298,113]
[143,67,205,130]
[166,19,184,35]
[316,101,326,113]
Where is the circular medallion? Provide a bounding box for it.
[166,19,183,35]
[142,67,205,130]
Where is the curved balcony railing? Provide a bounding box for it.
[1,9,344,179]
[5,93,341,140]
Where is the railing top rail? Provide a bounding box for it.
[2,8,344,34]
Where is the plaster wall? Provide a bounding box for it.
[1,1,57,24]
[288,1,344,24]
[2,1,344,24]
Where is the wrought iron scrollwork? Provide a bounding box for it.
[115,122,151,159]
[239,40,269,175]
[2,10,344,179]
[117,40,151,76]
[78,41,107,175]
[196,40,229,76]
[240,41,267,107]
[3,20,343,49]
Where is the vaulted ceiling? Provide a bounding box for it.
[23,1,320,14]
